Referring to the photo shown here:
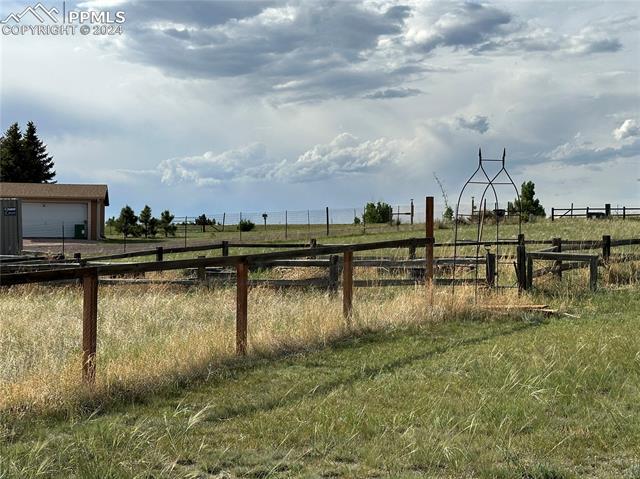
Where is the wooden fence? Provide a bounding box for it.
[551,204,639,221]
[1,236,437,384]
[2,197,639,385]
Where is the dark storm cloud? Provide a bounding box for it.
[110,1,626,103]
[116,1,419,101]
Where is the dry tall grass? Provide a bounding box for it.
[0,282,539,416]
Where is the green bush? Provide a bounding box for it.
[238,219,255,232]
[363,202,392,224]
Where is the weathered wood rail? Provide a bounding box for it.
[1,235,438,384]
[2,198,639,386]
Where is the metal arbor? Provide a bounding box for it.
[451,148,522,297]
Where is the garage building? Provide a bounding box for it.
[0,183,109,240]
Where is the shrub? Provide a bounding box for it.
[238,219,255,232]
[363,202,392,224]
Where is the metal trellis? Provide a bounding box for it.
[451,148,522,299]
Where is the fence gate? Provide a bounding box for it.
[451,148,522,298]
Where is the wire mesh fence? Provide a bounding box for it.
[23,200,444,255]
[168,203,430,241]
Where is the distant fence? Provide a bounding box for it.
[551,203,639,221]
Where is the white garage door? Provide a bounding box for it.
[23,202,88,238]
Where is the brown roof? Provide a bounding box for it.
[0,183,109,205]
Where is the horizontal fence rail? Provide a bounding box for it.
[3,202,639,388]
[551,204,639,221]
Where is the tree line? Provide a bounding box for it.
[0,122,56,182]
[107,206,179,238]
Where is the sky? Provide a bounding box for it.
[1,0,639,218]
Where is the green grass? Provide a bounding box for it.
[2,288,639,478]
[98,217,639,263]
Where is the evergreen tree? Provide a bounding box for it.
[363,202,392,224]
[139,205,153,238]
[160,210,177,237]
[0,123,24,181]
[0,122,56,182]
[22,121,56,182]
[195,214,209,232]
[509,181,546,220]
[443,206,454,221]
[115,205,140,237]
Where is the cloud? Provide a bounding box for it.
[279,133,401,182]
[107,1,628,104]
[547,137,640,166]
[474,24,623,56]
[116,1,415,102]
[456,115,489,134]
[159,143,273,186]
[363,87,422,100]
[406,2,513,53]
[613,119,640,140]
[158,133,402,186]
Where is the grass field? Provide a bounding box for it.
[2,219,639,478]
[1,287,639,478]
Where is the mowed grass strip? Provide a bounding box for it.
[1,288,638,478]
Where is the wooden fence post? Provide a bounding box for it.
[623,206,626,220]
[425,196,434,286]
[589,257,598,291]
[408,239,416,260]
[605,203,611,217]
[516,244,527,291]
[328,255,339,294]
[602,235,611,261]
[551,208,554,221]
[197,255,206,283]
[222,240,229,257]
[309,238,317,259]
[285,210,288,240]
[82,270,98,384]
[410,199,414,225]
[236,261,248,356]
[552,237,562,278]
[343,250,353,321]
[156,246,163,262]
[485,252,496,287]
[526,255,533,290]
[326,207,330,236]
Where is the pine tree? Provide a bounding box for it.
[195,214,209,232]
[510,181,546,220]
[115,206,140,237]
[22,121,56,183]
[0,122,56,182]
[160,210,177,237]
[0,123,24,182]
[139,205,153,238]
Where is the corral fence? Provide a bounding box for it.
[551,203,639,221]
[2,197,639,386]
